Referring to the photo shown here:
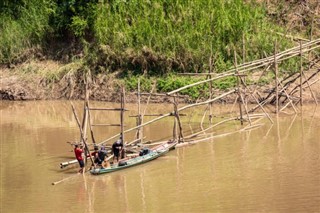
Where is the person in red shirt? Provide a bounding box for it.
[74,144,85,173]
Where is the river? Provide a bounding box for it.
[0,101,319,213]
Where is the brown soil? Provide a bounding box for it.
[1,59,320,104]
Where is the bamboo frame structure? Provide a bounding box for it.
[59,38,319,170]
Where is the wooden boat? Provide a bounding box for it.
[60,140,177,169]
[90,141,177,175]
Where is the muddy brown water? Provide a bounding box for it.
[0,101,319,213]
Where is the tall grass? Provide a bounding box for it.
[93,0,290,73]
[0,0,53,64]
[0,0,296,75]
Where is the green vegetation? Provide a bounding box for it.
[0,0,316,96]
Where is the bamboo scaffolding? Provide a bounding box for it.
[60,39,319,170]
[178,39,320,77]
[97,90,236,145]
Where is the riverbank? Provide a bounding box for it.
[1,59,319,104]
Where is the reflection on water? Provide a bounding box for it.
[0,101,319,213]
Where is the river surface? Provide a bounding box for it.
[0,101,319,213]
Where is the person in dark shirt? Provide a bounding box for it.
[90,145,99,169]
[97,146,108,168]
[112,137,123,163]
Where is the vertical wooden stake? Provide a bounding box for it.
[299,41,303,106]
[234,50,243,125]
[86,101,96,144]
[174,96,184,143]
[274,40,279,114]
[208,53,213,125]
[137,78,142,142]
[120,87,125,158]
[81,82,90,162]
[242,32,246,63]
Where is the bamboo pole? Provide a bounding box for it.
[239,89,252,126]
[301,71,319,105]
[242,32,246,63]
[172,97,178,141]
[98,89,236,145]
[71,103,95,168]
[300,41,303,106]
[277,79,298,113]
[200,106,208,130]
[52,174,80,185]
[234,50,243,125]
[88,108,129,111]
[130,113,187,117]
[174,96,184,142]
[91,124,122,126]
[140,81,157,144]
[137,78,142,142]
[86,102,96,144]
[136,92,188,98]
[120,87,125,158]
[178,39,320,77]
[208,53,214,124]
[274,40,279,114]
[168,72,235,95]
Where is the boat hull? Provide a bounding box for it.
[90,148,169,175]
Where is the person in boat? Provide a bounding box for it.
[97,146,108,168]
[74,144,85,173]
[90,145,99,169]
[112,136,123,163]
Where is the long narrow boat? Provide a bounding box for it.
[60,140,177,169]
[90,141,178,175]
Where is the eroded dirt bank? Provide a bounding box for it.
[1,59,320,104]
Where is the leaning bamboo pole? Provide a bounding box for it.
[71,103,95,168]
[277,79,298,113]
[301,70,319,105]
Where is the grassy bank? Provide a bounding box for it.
[0,0,318,98]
